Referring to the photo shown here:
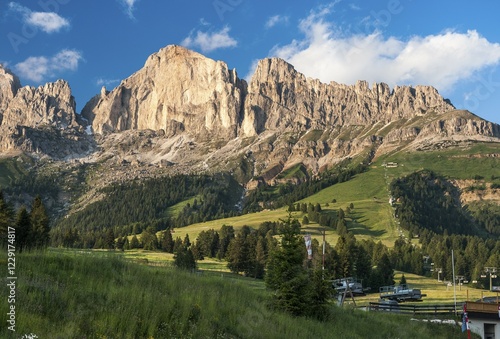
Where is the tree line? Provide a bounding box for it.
[50,173,243,248]
[390,170,500,288]
[243,159,368,213]
[0,191,50,251]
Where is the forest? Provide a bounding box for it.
[3,165,499,293]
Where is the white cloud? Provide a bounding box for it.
[270,8,500,92]
[14,57,48,82]
[120,0,139,19]
[96,78,120,86]
[349,3,361,11]
[181,26,237,53]
[14,49,83,82]
[265,15,289,29]
[8,2,70,33]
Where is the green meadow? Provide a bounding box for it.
[0,249,473,338]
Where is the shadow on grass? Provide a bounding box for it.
[347,219,386,237]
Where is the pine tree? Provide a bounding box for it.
[254,237,267,279]
[174,246,196,271]
[0,191,14,246]
[227,233,250,274]
[399,273,407,286]
[15,206,31,252]
[104,228,115,249]
[29,196,50,249]
[183,234,191,248]
[130,235,140,249]
[160,230,174,253]
[265,218,310,316]
[217,225,235,259]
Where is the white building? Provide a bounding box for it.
[466,301,500,339]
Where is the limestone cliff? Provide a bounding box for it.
[0,45,499,182]
[2,79,78,129]
[82,45,246,140]
[0,79,92,157]
[242,58,455,136]
[0,65,21,125]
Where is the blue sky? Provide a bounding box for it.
[1,0,499,124]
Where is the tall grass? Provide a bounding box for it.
[1,249,473,338]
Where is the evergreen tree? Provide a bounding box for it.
[302,215,309,225]
[253,237,267,279]
[173,237,183,253]
[399,274,407,286]
[141,227,158,250]
[217,225,235,259]
[183,233,191,248]
[104,228,115,249]
[130,235,140,249]
[174,246,196,271]
[0,191,14,246]
[375,253,395,287]
[160,230,174,253]
[227,233,250,274]
[15,206,31,252]
[30,196,50,249]
[265,218,311,317]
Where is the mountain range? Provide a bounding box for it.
[0,44,499,217]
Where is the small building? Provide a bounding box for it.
[466,300,500,339]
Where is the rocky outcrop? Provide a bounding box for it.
[241,58,455,136]
[0,45,499,181]
[2,79,79,130]
[0,65,21,124]
[82,45,246,140]
[0,78,93,157]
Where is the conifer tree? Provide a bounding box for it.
[174,246,196,271]
[160,230,174,253]
[15,206,31,252]
[0,191,14,246]
[265,218,311,317]
[29,196,50,249]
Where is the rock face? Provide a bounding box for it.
[1,79,79,129]
[83,45,246,140]
[83,47,458,140]
[0,44,499,181]
[0,78,92,157]
[242,58,455,136]
[0,65,21,124]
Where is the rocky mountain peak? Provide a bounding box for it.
[2,79,78,130]
[0,65,22,124]
[83,44,246,139]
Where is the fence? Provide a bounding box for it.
[368,302,463,315]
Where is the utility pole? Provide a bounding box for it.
[322,229,326,279]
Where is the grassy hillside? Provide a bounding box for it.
[172,142,499,248]
[0,249,472,338]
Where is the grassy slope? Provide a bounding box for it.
[174,142,499,248]
[357,271,498,306]
[0,249,472,339]
[0,157,29,188]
